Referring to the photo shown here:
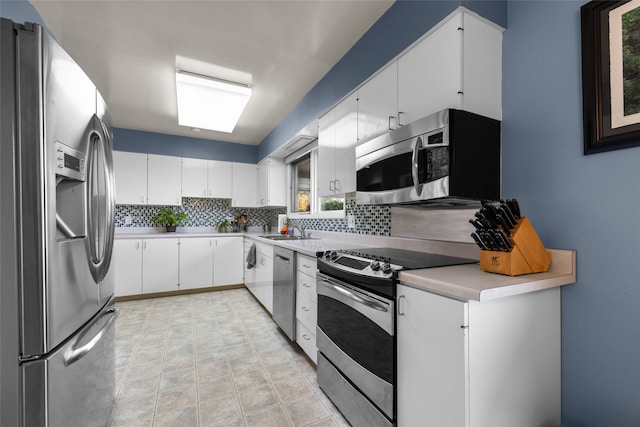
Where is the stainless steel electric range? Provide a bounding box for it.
[315,248,476,427]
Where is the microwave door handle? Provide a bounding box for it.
[411,136,423,196]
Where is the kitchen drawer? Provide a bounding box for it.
[296,292,317,331]
[296,319,317,364]
[296,270,317,304]
[297,253,317,277]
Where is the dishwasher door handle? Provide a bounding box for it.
[275,255,290,263]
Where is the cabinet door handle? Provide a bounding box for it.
[397,295,405,316]
[143,241,147,250]
[334,179,341,192]
[388,116,396,130]
[301,306,310,312]
[140,195,145,203]
[398,111,405,127]
[303,283,311,288]
[329,180,334,192]
[302,334,311,341]
[135,242,140,250]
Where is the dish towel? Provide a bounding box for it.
[246,243,256,269]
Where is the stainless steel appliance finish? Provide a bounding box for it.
[273,246,296,341]
[316,248,476,427]
[356,108,501,206]
[1,19,117,427]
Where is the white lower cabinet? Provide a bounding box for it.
[295,253,317,363]
[179,237,214,290]
[213,237,243,286]
[113,236,245,297]
[396,284,561,427]
[142,238,180,293]
[112,239,143,296]
[254,242,274,313]
[243,240,273,313]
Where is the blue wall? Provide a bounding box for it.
[113,128,258,163]
[503,1,640,425]
[0,0,46,26]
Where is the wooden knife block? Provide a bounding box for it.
[479,216,551,276]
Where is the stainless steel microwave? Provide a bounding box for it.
[355,109,501,206]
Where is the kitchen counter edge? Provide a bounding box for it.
[398,249,576,302]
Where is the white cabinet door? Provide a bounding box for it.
[258,158,286,207]
[113,151,147,205]
[147,154,182,206]
[243,240,257,296]
[179,238,214,290]
[181,158,208,198]
[254,245,273,313]
[397,284,467,427]
[317,109,336,197]
[357,63,398,144]
[317,92,357,197]
[398,15,461,126]
[213,237,244,286]
[142,238,179,293]
[209,160,233,199]
[231,163,258,207]
[397,12,502,123]
[461,12,502,120]
[112,239,143,296]
[333,92,357,195]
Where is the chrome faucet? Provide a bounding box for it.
[291,225,310,239]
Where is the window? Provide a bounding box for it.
[287,148,344,219]
[291,154,311,213]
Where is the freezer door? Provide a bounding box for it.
[22,302,119,427]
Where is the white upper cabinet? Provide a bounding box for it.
[397,11,502,123]
[113,151,148,205]
[231,162,258,207]
[355,10,503,149]
[257,157,286,207]
[208,160,233,199]
[317,91,357,197]
[357,63,398,144]
[181,157,209,198]
[181,158,233,199]
[147,154,182,206]
[113,151,181,206]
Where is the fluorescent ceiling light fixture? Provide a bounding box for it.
[175,71,252,133]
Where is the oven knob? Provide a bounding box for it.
[370,261,380,271]
[330,251,338,261]
[381,263,392,274]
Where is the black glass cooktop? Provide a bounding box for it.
[338,247,477,270]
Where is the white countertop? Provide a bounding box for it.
[115,228,576,300]
[398,249,576,302]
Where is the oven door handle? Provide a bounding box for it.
[322,280,388,312]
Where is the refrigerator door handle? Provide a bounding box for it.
[85,114,116,283]
[63,306,119,367]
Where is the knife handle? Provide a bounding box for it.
[510,198,522,218]
[495,214,512,236]
[471,232,487,250]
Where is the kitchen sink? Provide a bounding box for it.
[260,235,316,241]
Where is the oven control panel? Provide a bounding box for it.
[319,250,402,279]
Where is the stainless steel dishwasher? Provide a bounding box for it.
[273,247,296,341]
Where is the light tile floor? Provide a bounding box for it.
[108,288,350,427]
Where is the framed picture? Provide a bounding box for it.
[581,0,640,154]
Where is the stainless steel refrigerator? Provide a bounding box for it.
[1,19,118,427]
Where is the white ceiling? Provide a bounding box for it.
[31,0,394,146]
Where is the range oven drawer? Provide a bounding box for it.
[318,353,393,427]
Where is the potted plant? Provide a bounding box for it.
[150,207,188,232]
[216,218,233,233]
